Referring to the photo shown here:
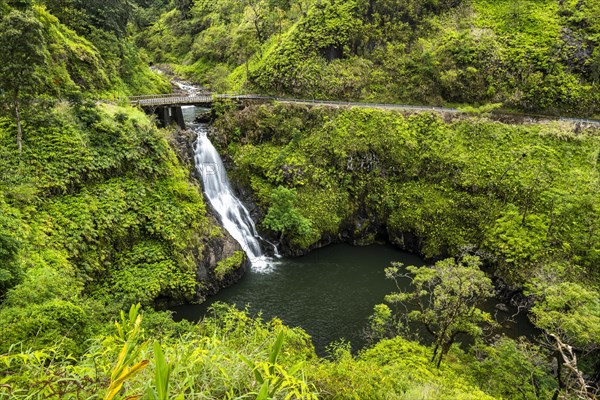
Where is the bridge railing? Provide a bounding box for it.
[131,96,213,106]
[128,93,269,101]
[129,93,186,101]
[129,93,272,106]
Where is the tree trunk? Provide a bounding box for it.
[550,334,593,399]
[15,97,22,154]
[552,350,564,400]
[431,341,440,363]
[437,344,449,369]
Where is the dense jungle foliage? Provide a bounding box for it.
[3,302,561,399]
[2,0,600,399]
[213,102,600,397]
[214,103,600,279]
[138,0,600,117]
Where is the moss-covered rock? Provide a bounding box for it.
[214,251,246,281]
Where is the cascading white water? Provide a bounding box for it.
[175,78,276,270]
[193,124,272,270]
[175,81,200,96]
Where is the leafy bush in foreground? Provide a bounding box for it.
[2,303,544,399]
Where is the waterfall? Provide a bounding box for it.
[175,81,200,96]
[193,124,272,270]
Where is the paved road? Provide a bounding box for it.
[269,97,600,126]
[128,93,600,126]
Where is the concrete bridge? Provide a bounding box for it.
[129,93,269,129]
[129,93,268,107]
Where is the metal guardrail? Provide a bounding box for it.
[125,93,600,126]
[269,96,462,113]
[559,116,600,125]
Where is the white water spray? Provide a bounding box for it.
[193,125,274,270]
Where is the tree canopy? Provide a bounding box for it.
[384,255,495,367]
[385,256,494,367]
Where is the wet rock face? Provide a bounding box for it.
[561,27,593,75]
[196,222,248,301]
[194,109,213,123]
[168,128,197,170]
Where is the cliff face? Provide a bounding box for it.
[197,225,247,299]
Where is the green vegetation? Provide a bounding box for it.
[140,0,600,116]
[384,256,495,368]
[0,100,216,355]
[0,0,197,362]
[263,185,313,245]
[527,280,600,397]
[0,9,48,153]
[214,102,600,397]
[2,0,600,398]
[4,96,579,398]
[214,103,600,282]
[215,250,246,281]
[4,303,558,399]
[0,2,169,106]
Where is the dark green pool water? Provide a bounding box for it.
[172,243,537,354]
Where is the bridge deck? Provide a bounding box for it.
[130,94,263,107]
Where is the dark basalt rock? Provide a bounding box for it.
[168,128,197,170]
[195,220,248,301]
[387,227,423,255]
[492,275,533,309]
[194,109,213,123]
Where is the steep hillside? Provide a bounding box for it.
[214,103,600,287]
[139,0,600,117]
[0,101,248,355]
[0,2,170,102]
[0,0,247,386]
[211,102,600,393]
